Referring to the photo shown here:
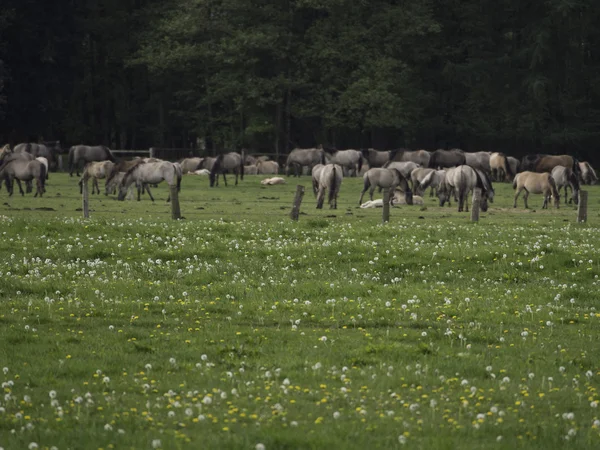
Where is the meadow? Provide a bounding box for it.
[0,172,599,449]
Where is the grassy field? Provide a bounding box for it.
[0,172,599,449]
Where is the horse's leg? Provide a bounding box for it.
[359,179,370,205]
[223,173,228,187]
[523,189,529,209]
[369,185,376,201]
[93,178,100,195]
[513,188,521,208]
[17,179,25,196]
[145,185,155,202]
[316,188,325,209]
[235,172,238,186]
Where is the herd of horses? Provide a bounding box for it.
[0,142,596,212]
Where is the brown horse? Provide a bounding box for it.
[521,154,580,177]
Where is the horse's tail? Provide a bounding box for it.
[39,161,47,192]
[240,151,245,181]
[68,146,75,175]
[328,165,338,206]
[548,174,559,203]
[572,157,581,178]
[357,153,363,174]
[512,174,518,190]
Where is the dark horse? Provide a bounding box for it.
[69,145,117,177]
[209,151,244,187]
[14,143,60,171]
[428,148,466,169]
[520,154,580,178]
[360,148,392,168]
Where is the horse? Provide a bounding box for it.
[105,158,143,190]
[179,157,204,174]
[14,143,58,171]
[285,148,326,176]
[244,165,258,175]
[383,161,420,188]
[0,148,35,193]
[463,151,492,173]
[489,152,514,181]
[578,162,598,185]
[209,152,244,187]
[412,168,446,198]
[520,154,580,177]
[311,164,325,196]
[79,161,116,195]
[261,177,286,185]
[0,159,46,197]
[68,145,117,177]
[389,149,431,167]
[118,161,181,202]
[429,149,466,169]
[244,154,258,166]
[358,168,413,206]
[437,165,491,212]
[198,156,217,172]
[507,156,520,176]
[315,164,343,209]
[257,160,279,174]
[551,166,580,205]
[513,171,559,209]
[35,157,49,184]
[360,148,391,168]
[328,149,363,176]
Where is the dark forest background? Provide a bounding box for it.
[1,0,600,162]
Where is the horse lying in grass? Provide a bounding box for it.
[513,171,559,209]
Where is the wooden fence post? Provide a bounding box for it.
[170,185,181,220]
[382,188,390,223]
[149,147,155,159]
[82,180,89,219]
[577,190,588,223]
[290,185,305,221]
[471,188,481,222]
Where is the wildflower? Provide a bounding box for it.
[398,435,407,444]
[256,444,266,450]
[333,411,340,419]
[152,439,162,449]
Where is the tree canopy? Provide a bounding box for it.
[1,0,600,162]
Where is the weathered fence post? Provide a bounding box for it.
[170,185,181,220]
[471,188,481,222]
[382,188,390,223]
[290,185,305,221]
[149,147,155,159]
[82,180,89,219]
[577,190,588,223]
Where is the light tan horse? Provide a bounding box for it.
[316,164,343,209]
[513,171,559,209]
[79,161,115,194]
[257,160,279,174]
[179,157,204,174]
[311,164,325,196]
[489,152,514,181]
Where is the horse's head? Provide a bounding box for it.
[0,144,12,160]
[437,183,450,207]
[480,195,489,212]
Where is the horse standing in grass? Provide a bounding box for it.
[383,161,420,188]
[360,148,391,168]
[437,165,491,212]
[68,145,116,177]
[179,157,204,174]
[551,166,580,205]
[328,149,363,176]
[0,159,46,197]
[489,152,514,181]
[315,164,343,209]
[311,164,325,196]
[209,152,244,187]
[429,149,466,169]
[285,148,326,176]
[389,149,431,167]
[412,168,446,198]
[118,161,181,202]
[14,143,58,171]
[578,162,597,185]
[513,171,559,209]
[521,154,580,178]
[79,161,116,194]
[359,168,413,206]
[464,151,491,173]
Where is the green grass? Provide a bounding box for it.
[0,173,599,449]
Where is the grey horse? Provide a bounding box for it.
[390,149,431,167]
[328,149,363,176]
[14,143,59,171]
[551,166,580,205]
[286,148,326,177]
[429,149,466,169]
[209,152,244,187]
[315,164,343,209]
[578,162,597,185]
[69,145,117,177]
[360,148,391,168]
[0,158,46,197]
[359,168,413,206]
[464,151,491,173]
[437,165,491,212]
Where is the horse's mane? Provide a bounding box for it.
[123,159,146,179]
